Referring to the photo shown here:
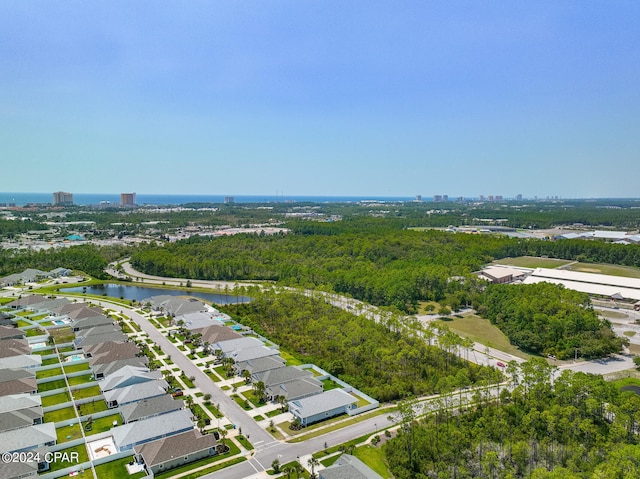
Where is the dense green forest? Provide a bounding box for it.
[223,288,498,402]
[131,220,640,313]
[0,244,130,279]
[478,283,627,359]
[384,359,640,479]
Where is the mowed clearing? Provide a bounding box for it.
[564,262,640,278]
[435,314,531,360]
[492,256,572,269]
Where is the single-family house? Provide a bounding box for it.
[146,296,207,317]
[0,355,42,370]
[177,312,224,331]
[265,377,323,402]
[0,325,25,341]
[85,341,140,365]
[0,460,38,479]
[0,339,32,358]
[288,389,357,427]
[235,356,286,376]
[134,429,218,476]
[192,324,242,345]
[104,380,168,408]
[99,366,163,392]
[120,395,185,423]
[71,315,113,332]
[0,394,43,432]
[0,369,37,397]
[319,454,384,479]
[93,357,148,380]
[75,331,128,348]
[0,422,56,453]
[111,409,194,451]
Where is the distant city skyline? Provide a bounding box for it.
[1,2,639,198]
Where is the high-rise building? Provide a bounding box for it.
[415,195,422,202]
[442,195,449,202]
[516,194,523,201]
[433,195,443,202]
[121,193,136,206]
[224,196,235,204]
[53,191,73,206]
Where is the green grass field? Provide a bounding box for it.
[67,374,94,386]
[565,262,640,278]
[76,399,108,416]
[56,423,83,443]
[41,391,71,407]
[71,385,102,400]
[93,456,146,479]
[63,362,91,374]
[46,444,89,472]
[354,445,394,479]
[492,256,572,269]
[434,314,532,360]
[44,406,77,423]
[36,367,63,379]
[38,379,67,392]
[82,413,122,435]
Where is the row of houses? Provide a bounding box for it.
[0,267,71,287]
[0,294,222,478]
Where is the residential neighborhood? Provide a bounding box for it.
[0,274,381,479]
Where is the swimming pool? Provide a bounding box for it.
[65,354,84,362]
[53,319,71,325]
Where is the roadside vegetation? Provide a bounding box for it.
[384,359,640,479]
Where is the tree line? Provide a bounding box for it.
[384,359,640,479]
[223,288,498,402]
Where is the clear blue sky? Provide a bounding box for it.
[1,1,639,198]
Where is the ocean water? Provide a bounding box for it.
[0,192,416,206]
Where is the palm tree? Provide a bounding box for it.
[278,395,288,412]
[242,369,251,384]
[218,428,228,453]
[281,464,295,479]
[293,463,304,479]
[308,457,319,479]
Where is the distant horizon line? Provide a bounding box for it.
[2,191,640,202]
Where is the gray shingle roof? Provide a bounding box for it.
[112,409,194,451]
[289,389,356,419]
[135,429,217,468]
[76,331,128,348]
[193,324,242,344]
[236,356,285,375]
[0,394,41,414]
[0,355,42,370]
[231,346,280,363]
[0,459,38,479]
[267,377,323,401]
[103,380,168,407]
[100,366,162,392]
[0,339,31,358]
[0,422,56,454]
[85,341,140,365]
[93,357,148,378]
[120,395,185,423]
[216,337,263,354]
[0,326,24,340]
[253,366,312,388]
[319,454,384,479]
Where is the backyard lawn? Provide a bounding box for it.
[38,379,67,392]
[354,445,393,479]
[71,385,102,400]
[76,399,108,416]
[63,362,91,374]
[44,406,77,423]
[56,423,83,443]
[321,378,341,391]
[41,391,71,407]
[47,444,89,472]
[82,413,122,435]
[93,456,146,479]
[67,374,94,386]
[36,367,63,379]
[42,357,60,366]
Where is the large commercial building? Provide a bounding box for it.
[52,191,73,206]
[121,193,136,206]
